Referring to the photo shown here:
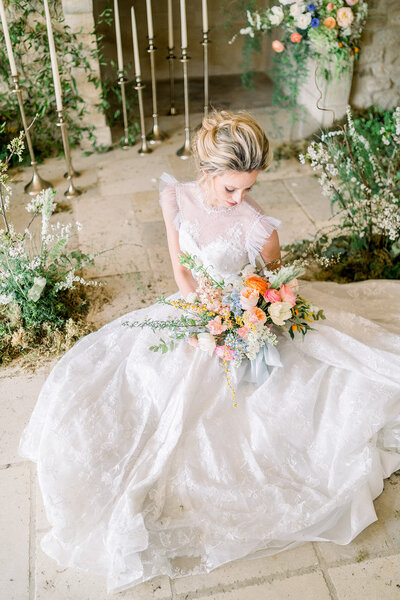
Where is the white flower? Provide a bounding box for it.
[186,292,198,303]
[27,276,47,302]
[268,301,293,326]
[290,2,305,17]
[337,7,354,28]
[240,26,254,37]
[0,292,13,305]
[280,0,298,4]
[197,332,216,356]
[269,6,284,25]
[294,11,311,28]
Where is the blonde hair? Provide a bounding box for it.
[191,109,272,175]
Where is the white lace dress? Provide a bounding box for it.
[19,172,400,594]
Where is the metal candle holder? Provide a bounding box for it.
[147,36,168,143]
[118,70,132,149]
[166,47,177,115]
[11,75,52,196]
[201,30,210,116]
[56,110,81,199]
[134,75,152,155]
[176,47,191,159]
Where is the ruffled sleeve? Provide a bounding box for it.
[159,172,181,231]
[246,213,281,267]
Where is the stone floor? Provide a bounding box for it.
[1,108,400,600]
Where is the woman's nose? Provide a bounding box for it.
[233,191,245,204]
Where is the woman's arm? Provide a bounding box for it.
[260,229,282,270]
[164,217,197,298]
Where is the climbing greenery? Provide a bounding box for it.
[0,0,100,163]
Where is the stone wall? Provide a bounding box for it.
[350,0,400,109]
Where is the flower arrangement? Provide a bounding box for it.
[283,105,400,281]
[0,131,102,364]
[231,0,368,119]
[124,253,325,406]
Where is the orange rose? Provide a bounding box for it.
[245,275,269,295]
[323,16,336,29]
[291,32,302,43]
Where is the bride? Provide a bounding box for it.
[19,110,400,594]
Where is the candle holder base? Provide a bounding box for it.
[139,140,153,155]
[167,106,178,116]
[64,178,82,200]
[176,138,192,160]
[146,125,169,144]
[24,171,53,196]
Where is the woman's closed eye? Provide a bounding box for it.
[225,186,253,194]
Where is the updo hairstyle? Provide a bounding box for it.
[191,109,272,176]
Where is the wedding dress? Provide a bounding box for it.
[19,172,400,594]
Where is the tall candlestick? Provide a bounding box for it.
[180,0,187,48]
[43,0,63,112]
[113,0,124,72]
[167,0,173,49]
[0,0,17,76]
[131,6,141,77]
[202,0,208,33]
[146,0,154,40]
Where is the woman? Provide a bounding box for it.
[19,110,400,594]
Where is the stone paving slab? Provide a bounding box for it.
[182,570,332,600]
[0,371,48,465]
[0,462,31,600]
[327,555,400,600]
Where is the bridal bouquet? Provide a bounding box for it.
[124,253,325,405]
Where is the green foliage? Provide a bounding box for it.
[283,106,400,282]
[0,133,102,364]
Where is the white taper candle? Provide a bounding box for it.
[114,0,124,72]
[43,0,63,112]
[180,0,187,48]
[146,0,154,40]
[202,0,208,33]
[0,0,17,76]
[131,6,141,77]
[167,0,173,49]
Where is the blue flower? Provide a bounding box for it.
[307,3,316,11]
[311,17,320,28]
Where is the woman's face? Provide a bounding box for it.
[204,170,260,209]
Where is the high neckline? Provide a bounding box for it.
[192,180,242,214]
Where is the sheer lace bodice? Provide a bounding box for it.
[159,172,281,281]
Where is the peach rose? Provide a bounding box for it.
[245,275,269,295]
[346,0,358,5]
[337,7,354,28]
[243,307,267,327]
[263,288,281,303]
[237,326,250,339]
[206,315,228,336]
[272,40,285,53]
[280,283,296,307]
[188,336,199,348]
[291,32,302,43]
[327,2,334,10]
[323,16,336,29]
[287,278,299,294]
[240,286,260,310]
